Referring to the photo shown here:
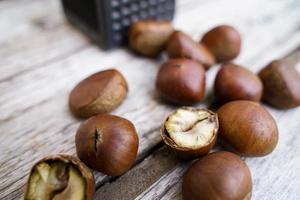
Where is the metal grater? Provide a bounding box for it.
[61,0,175,50]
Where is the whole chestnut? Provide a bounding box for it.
[75,114,139,176]
[214,63,263,103]
[182,151,252,200]
[129,20,174,56]
[217,100,278,156]
[201,25,241,62]
[166,31,215,70]
[156,59,206,105]
[161,107,218,159]
[25,154,95,200]
[259,59,300,109]
[69,69,128,118]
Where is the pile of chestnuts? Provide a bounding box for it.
[24,20,300,200]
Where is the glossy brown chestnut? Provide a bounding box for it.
[161,107,218,159]
[259,59,300,109]
[217,100,278,156]
[129,20,174,56]
[156,59,206,105]
[201,25,241,62]
[75,114,139,176]
[166,31,215,70]
[182,151,252,200]
[25,154,95,200]
[69,69,128,118]
[214,63,263,103]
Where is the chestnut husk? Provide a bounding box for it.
[259,59,300,109]
[160,107,218,159]
[75,114,139,176]
[24,154,95,200]
[182,151,252,200]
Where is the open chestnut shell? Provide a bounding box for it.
[24,154,95,200]
[161,107,218,159]
[75,114,139,176]
[182,151,252,200]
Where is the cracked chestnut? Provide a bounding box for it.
[75,114,139,176]
[156,59,206,105]
[25,154,95,200]
[201,25,241,62]
[161,107,218,159]
[69,69,128,118]
[166,31,215,70]
[182,151,252,200]
[214,63,263,103]
[217,100,278,156]
[259,59,300,109]
[129,20,174,56]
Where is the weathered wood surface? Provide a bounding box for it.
[1,0,300,199]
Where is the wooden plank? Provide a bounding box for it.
[1,0,300,199]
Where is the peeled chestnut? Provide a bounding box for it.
[259,59,300,109]
[166,31,215,70]
[161,107,218,159]
[156,59,206,105]
[217,100,278,156]
[182,151,252,200]
[75,114,139,176]
[201,25,241,62]
[129,20,174,56]
[25,154,95,200]
[214,63,263,103]
[69,69,128,118]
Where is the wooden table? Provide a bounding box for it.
[1,0,300,199]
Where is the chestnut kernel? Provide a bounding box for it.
[214,63,263,103]
[25,154,95,200]
[182,151,252,200]
[75,114,139,176]
[166,31,215,70]
[129,20,174,56]
[161,107,218,159]
[156,59,206,105]
[217,100,278,156]
[201,25,241,62]
[259,59,300,109]
[69,69,128,118]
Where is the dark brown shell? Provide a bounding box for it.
[160,107,218,159]
[182,151,252,200]
[69,69,128,118]
[156,59,206,105]
[214,63,263,103]
[75,114,139,176]
[24,154,95,200]
[166,31,215,70]
[259,59,300,109]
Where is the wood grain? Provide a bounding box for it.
[1,0,300,199]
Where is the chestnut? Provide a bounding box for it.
[161,107,218,159]
[214,63,263,103]
[25,154,95,200]
[166,31,215,70]
[69,69,128,118]
[182,151,252,200]
[217,100,278,156]
[75,114,139,176]
[128,20,174,56]
[201,25,241,62]
[259,59,300,109]
[156,59,206,105]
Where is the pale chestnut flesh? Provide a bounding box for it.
[182,151,252,200]
[217,100,278,156]
[25,155,95,200]
[161,107,218,159]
